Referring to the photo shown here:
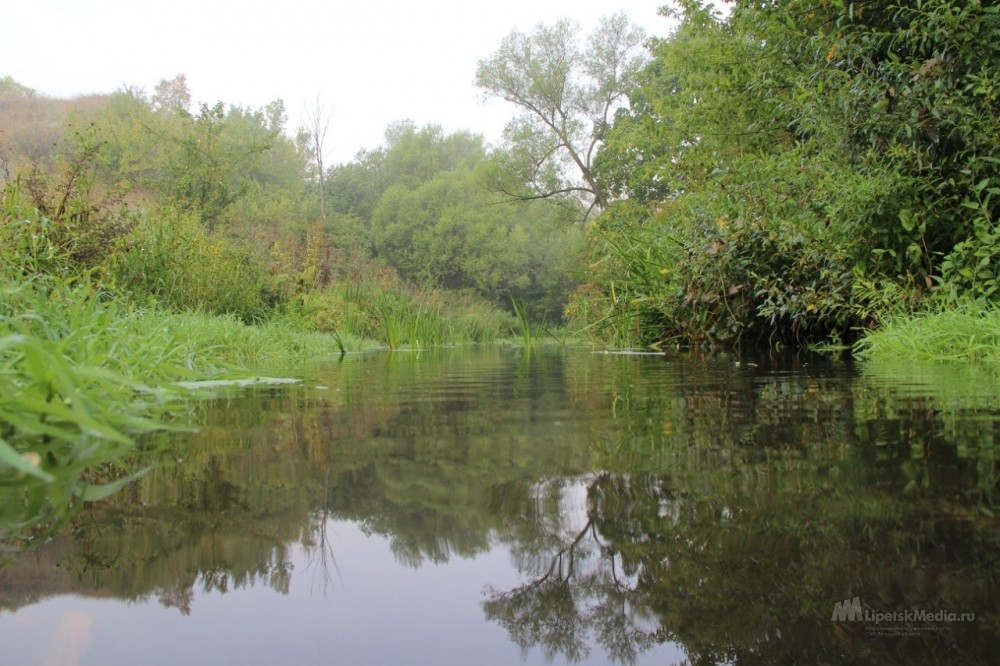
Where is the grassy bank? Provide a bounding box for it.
[0,267,368,543]
[855,306,1000,362]
[0,271,346,473]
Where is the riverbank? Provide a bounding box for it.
[0,271,344,483]
[4,233,998,505]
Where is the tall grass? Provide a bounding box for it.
[373,290,472,349]
[0,273,175,540]
[374,291,406,349]
[289,282,508,349]
[855,305,1000,362]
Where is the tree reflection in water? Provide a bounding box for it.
[485,474,662,663]
[301,469,340,597]
[1,349,999,665]
[485,465,998,665]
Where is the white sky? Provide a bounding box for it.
[2,0,675,164]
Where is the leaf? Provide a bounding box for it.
[13,395,132,444]
[0,436,55,482]
[77,466,152,502]
[899,209,914,232]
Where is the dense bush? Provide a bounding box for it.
[578,0,1000,347]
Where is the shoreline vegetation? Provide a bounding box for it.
[3,0,1000,527]
[855,307,1000,363]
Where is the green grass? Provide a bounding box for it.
[288,282,508,349]
[855,305,1000,362]
[0,267,504,495]
[146,310,349,367]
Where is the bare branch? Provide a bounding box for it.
[302,95,332,221]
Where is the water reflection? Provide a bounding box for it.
[1,347,998,665]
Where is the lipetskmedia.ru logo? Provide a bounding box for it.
[831,597,975,636]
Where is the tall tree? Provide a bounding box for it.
[302,96,332,220]
[476,13,647,218]
[363,123,583,316]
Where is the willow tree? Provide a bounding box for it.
[476,13,647,218]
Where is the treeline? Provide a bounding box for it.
[0,73,583,338]
[6,0,998,353]
[567,0,1000,348]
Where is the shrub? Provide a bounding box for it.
[106,208,280,323]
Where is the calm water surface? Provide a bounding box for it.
[1,347,999,665]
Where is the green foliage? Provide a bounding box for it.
[106,209,280,323]
[2,127,135,273]
[580,0,1000,348]
[510,298,550,348]
[282,275,509,348]
[1,175,351,532]
[95,88,305,230]
[0,65,614,542]
[0,268,351,540]
[5,75,588,342]
[365,123,585,321]
[152,102,275,226]
[855,305,1000,362]
[0,272,178,539]
[369,289,455,350]
[566,209,678,347]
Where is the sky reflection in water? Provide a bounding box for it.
[2,518,685,666]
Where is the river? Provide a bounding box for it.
[1,346,997,665]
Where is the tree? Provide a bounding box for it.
[363,123,583,316]
[0,75,37,99]
[302,96,332,220]
[158,102,277,226]
[325,122,486,222]
[151,74,191,114]
[476,13,647,218]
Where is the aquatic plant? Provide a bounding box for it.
[511,297,550,349]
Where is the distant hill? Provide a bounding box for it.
[0,75,109,172]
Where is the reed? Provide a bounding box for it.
[511,298,548,348]
[373,291,406,349]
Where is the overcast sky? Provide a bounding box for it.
[2,0,675,163]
